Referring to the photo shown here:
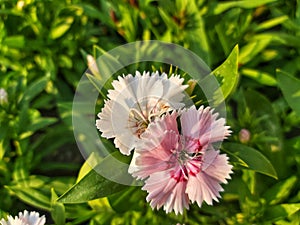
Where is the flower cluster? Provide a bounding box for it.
[0,210,45,225]
[96,71,233,214]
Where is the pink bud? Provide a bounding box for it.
[239,129,251,143]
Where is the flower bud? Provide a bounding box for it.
[239,128,251,143]
[86,54,100,77]
[0,88,8,105]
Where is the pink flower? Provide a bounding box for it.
[129,106,232,214]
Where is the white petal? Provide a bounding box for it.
[96,71,187,155]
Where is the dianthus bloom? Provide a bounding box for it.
[96,71,187,155]
[0,210,45,225]
[129,106,232,214]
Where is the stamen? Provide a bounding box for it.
[129,108,148,124]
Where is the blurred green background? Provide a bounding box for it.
[0,0,300,224]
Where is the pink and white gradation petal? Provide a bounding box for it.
[129,106,233,214]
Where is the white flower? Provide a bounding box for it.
[96,71,188,155]
[0,88,8,105]
[0,210,46,225]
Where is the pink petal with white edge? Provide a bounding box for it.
[181,106,231,149]
[142,169,189,215]
[202,150,233,183]
[129,112,179,179]
[186,149,232,207]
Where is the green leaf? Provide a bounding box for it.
[21,77,49,104]
[58,152,133,203]
[158,8,178,30]
[252,32,300,48]
[50,17,74,39]
[241,68,277,86]
[3,35,25,48]
[277,69,300,116]
[51,188,65,225]
[5,186,50,210]
[212,44,239,103]
[264,203,300,222]
[76,152,102,183]
[243,89,283,156]
[239,38,272,65]
[253,15,289,32]
[108,186,143,213]
[25,117,57,135]
[212,0,278,15]
[182,0,210,64]
[222,142,278,179]
[263,176,297,205]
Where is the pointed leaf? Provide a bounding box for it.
[51,188,65,225]
[222,142,278,179]
[264,203,300,222]
[212,45,239,103]
[5,186,50,210]
[213,0,278,15]
[21,77,49,104]
[50,17,74,39]
[277,69,300,116]
[263,176,297,205]
[58,152,133,203]
[241,68,277,86]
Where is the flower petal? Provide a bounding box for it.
[143,170,189,215]
[96,71,187,155]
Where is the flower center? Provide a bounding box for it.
[170,137,203,182]
[128,100,170,138]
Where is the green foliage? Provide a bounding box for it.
[211,44,239,103]
[0,0,300,224]
[58,152,130,204]
[223,143,277,179]
[277,69,300,116]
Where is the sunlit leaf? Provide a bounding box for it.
[263,176,297,205]
[212,0,278,15]
[241,68,277,86]
[50,17,74,39]
[51,188,65,225]
[254,15,289,32]
[239,39,272,65]
[211,44,239,103]
[252,32,300,48]
[76,152,102,183]
[264,203,300,222]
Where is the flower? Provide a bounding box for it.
[96,71,188,155]
[0,88,8,105]
[129,106,232,214]
[0,210,46,225]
